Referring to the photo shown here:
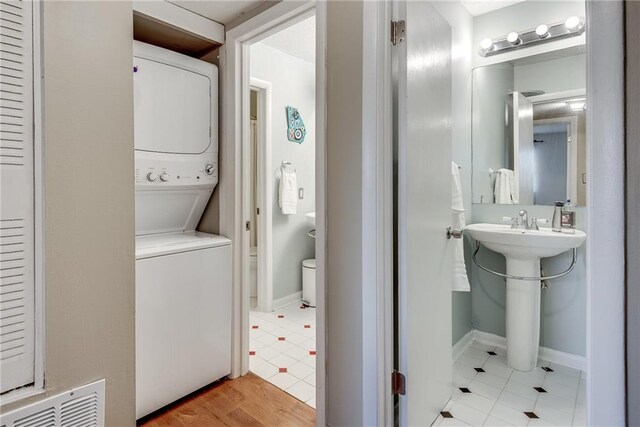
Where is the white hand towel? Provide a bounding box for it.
[494,168,516,204]
[279,171,298,215]
[451,162,470,292]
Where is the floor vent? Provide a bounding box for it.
[0,380,105,427]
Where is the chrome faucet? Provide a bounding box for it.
[519,210,529,229]
[503,210,545,230]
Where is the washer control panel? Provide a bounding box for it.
[135,157,218,187]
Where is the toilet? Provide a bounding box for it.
[302,259,316,307]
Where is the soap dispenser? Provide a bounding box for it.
[561,199,576,234]
[552,201,563,232]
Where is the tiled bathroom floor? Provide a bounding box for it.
[436,341,586,426]
[249,301,316,408]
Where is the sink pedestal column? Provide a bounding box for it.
[505,257,541,372]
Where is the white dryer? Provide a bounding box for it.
[133,41,231,419]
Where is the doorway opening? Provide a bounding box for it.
[243,14,318,409]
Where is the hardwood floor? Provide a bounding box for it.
[137,373,316,427]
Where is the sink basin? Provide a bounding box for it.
[305,212,315,228]
[465,223,586,259]
[465,223,586,372]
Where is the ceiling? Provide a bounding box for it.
[259,16,316,64]
[167,0,265,25]
[460,0,527,16]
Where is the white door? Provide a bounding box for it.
[0,0,36,393]
[396,2,453,425]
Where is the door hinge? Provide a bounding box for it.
[257,207,260,215]
[391,20,406,45]
[392,370,406,396]
[245,221,251,231]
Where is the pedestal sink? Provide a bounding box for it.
[465,224,586,371]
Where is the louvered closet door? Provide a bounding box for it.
[0,0,35,393]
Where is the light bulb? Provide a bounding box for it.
[507,32,521,45]
[480,38,494,52]
[565,16,581,31]
[535,24,550,38]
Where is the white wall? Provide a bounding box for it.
[249,42,316,302]
[514,53,586,94]
[430,1,474,345]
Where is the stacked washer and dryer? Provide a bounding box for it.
[133,41,232,419]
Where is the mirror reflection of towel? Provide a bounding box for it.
[494,168,517,204]
[452,162,470,292]
[279,171,298,215]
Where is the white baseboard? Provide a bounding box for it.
[273,291,302,310]
[453,330,474,362]
[472,330,586,371]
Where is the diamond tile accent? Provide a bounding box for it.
[250,301,316,407]
[439,340,586,426]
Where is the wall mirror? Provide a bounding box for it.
[472,48,587,206]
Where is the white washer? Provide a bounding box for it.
[133,41,230,419]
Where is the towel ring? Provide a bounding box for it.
[280,160,296,174]
[472,241,577,281]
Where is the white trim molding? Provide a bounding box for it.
[272,291,302,311]
[471,330,586,371]
[453,330,474,362]
[249,78,273,313]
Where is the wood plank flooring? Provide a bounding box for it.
[137,373,316,427]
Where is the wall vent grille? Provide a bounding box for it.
[0,380,105,427]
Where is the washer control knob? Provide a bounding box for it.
[159,172,169,182]
[204,163,215,175]
[146,172,158,182]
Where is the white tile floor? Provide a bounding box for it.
[435,341,586,427]
[249,300,316,408]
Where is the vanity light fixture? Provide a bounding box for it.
[478,16,586,57]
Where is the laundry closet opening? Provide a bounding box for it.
[244,15,318,408]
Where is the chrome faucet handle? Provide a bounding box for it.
[502,216,519,229]
[530,218,548,231]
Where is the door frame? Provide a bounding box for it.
[249,78,273,313]
[221,1,327,423]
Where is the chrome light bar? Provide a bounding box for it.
[478,16,586,58]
